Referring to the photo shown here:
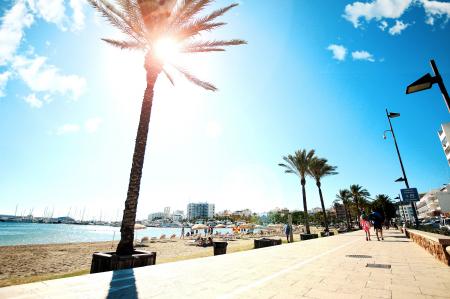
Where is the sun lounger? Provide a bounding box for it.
[169,234,176,241]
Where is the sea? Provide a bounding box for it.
[0,222,233,246]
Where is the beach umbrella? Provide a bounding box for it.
[134,224,146,230]
[192,224,207,230]
[214,224,226,228]
[239,223,255,229]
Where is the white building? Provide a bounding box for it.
[438,123,450,166]
[232,209,252,217]
[416,184,450,219]
[398,204,416,223]
[171,210,184,221]
[187,203,215,220]
[164,207,170,219]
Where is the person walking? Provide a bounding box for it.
[283,223,291,243]
[360,211,371,241]
[369,210,384,241]
[181,226,185,239]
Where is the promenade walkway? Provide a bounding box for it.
[1,230,449,299]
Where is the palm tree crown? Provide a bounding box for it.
[279,149,316,181]
[308,158,338,187]
[88,0,246,90]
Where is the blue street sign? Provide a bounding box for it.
[400,188,420,202]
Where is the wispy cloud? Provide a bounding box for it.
[379,20,388,30]
[0,0,86,102]
[56,124,80,135]
[343,0,412,28]
[23,93,43,108]
[421,0,450,25]
[84,117,102,133]
[0,1,34,66]
[352,50,375,62]
[12,54,86,100]
[389,20,409,34]
[0,71,11,97]
[344,0,450,30]
[327,44,347,61]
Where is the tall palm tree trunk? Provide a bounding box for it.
[343,203,350,229]
[116,57,160,255]
[301,178,310,234]
[316,182,329,232]
[355,198,361,229]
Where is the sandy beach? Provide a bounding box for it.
[0,226,332,288]
[0,235,284,287]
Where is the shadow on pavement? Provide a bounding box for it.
[106,268,138,299]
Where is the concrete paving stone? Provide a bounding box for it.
[392,289,429,299]
[419,287,450,297]
[2,230,450,299]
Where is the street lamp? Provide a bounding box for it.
[406,59,450,112]
[383,109,419,227]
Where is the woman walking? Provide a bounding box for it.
[360,211,371,241]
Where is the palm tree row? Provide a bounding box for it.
[279,149,338,234]
[334,187,397,229]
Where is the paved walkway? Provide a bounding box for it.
[1,230,450,299]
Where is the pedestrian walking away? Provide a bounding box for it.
[360,210,371,241]
[369,210,384,241]
[181,226,185,239]
[283,223,291,243]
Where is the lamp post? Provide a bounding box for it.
[383,109,419,227]
[406,59,450,112]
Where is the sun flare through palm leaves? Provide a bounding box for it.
[87,0,246,255]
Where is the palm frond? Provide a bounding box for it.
[169,0,197,25]
[182,39,246,52]
[116,0,147,37]
[162,68,175,86]
[175,21,226,40]
[173,65,217,91]
[102,38,144,50]
[178,0,213,24]
[195,3,238,24]
[183,47,225,53]
[87,0,144,43]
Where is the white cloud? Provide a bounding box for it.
[0,71,11,97]
[343,0,413,27]
[56,123,80,135]
[389,20,410,34]
[69,0,86,31]
[23,93,43,108]
[0,1,34,65]
[12,54,86,99]
[379,20,388,30]
[84,117,102,133]
[352,50,375,62]
[327,44,347,61]
[28,0,67,30]
[421,0,450,25]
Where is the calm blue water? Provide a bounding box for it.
[0,222,232,246]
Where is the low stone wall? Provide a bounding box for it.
[405,229,450,266]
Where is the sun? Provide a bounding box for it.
[154,37,181,64]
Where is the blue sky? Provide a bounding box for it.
[0,0,449,220]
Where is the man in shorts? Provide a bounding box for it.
[369,210,384,241]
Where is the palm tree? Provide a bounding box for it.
[88,0,246,255]
[349,184,370,228]
[308,158,338,232]
[336,189,352,229]
[279,149,316,234]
